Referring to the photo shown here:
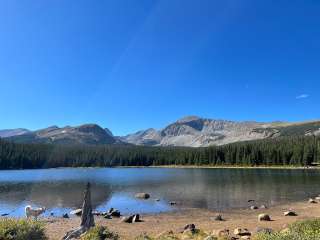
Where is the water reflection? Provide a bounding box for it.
[0,168,319,217]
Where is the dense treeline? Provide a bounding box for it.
[0,136,319,169]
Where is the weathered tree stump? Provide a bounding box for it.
[62,182,95,240]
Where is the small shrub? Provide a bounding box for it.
[0,219,47,240]
[253,218,320,240]
[81,226,119,240]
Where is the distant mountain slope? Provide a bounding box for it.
[0,128,30,138]
[121,116,320,147]
[6,124,117,145]
[2,117,320,147]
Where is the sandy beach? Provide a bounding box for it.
[42,199,320,239]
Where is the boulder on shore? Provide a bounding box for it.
[135,193,150,199]
[121,214,140,223]
[284,211,297,216]
[70,209,82,216]
[255,227,273,235]
[309,198,317,204]
[181,224,196,234]
[234,228,251,236]
[212,214,223,221]
[258,213,271,221]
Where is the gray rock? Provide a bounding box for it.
[212,214,223,221]
[181,224,196,234]
[234,228,251,236]
[250,206,258,210]
[255,227,273,234]
[284,211,297,216]
[70,209,82,216]
[258,213,271,221]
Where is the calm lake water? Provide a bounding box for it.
[0,167,320,217]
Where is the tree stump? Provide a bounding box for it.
[62,182,95,240]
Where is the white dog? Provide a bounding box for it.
[25,205,46,220]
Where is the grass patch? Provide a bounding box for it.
[0,218,47,240]
[254,219,320,240]
[81,226,119,240]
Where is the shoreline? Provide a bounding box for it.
[39,198,320,239]
[0,165,319,171]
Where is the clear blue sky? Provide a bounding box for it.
[0,1,319,135]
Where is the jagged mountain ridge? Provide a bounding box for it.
[0,128,30,138]
[5,124,117,145]
[121,116,320,147]
[1,116,320,147]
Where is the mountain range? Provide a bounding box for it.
[1,116,320,147]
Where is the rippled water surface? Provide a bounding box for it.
[0,167,320,217]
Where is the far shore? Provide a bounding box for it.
[1,165,319,171]
[40,198,320,239]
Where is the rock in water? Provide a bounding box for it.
[250,206,258,210]
[62,213,69,218]
[135,193,150,199]
[258,214,271,221]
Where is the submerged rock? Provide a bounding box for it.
[62,213,69,218]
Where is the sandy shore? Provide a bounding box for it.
[43,199,320,239]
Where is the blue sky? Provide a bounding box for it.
[0,0,319,135]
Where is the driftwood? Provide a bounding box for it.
[62,183,95,240]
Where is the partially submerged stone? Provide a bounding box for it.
[135,193,150,199]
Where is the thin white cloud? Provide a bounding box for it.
[296,94,309,99]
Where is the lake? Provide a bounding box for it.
[0,167,320,217]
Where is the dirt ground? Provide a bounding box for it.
[43,199,320,239]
